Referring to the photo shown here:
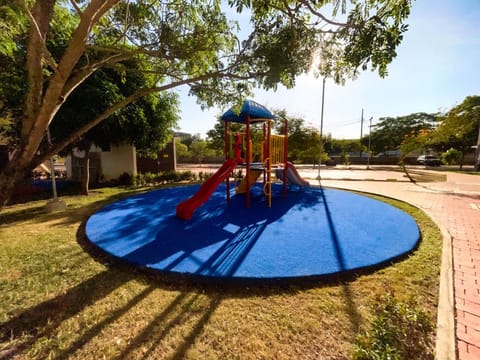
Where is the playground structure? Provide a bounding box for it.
[85,102,421,285]
[176,100,309,220]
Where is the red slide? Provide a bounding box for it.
[275,162,310,187]
[286,162,310,187]
[176,158,238,220]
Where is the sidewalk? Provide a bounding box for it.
[301,167,480,360]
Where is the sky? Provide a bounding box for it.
[175,0,480,139]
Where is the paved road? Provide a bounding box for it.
[299,167,479,360]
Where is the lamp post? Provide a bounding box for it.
[45,127,66,212]
[474,106,480,171]
[317,76,326,180]
[476,130,480,171]
[367,117,373,169]
[360,108,364,158]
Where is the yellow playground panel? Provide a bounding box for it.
[226,118,288,208]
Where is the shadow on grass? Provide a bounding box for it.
[318,187,362,334]
[1,216,223,360]
[115,293,221,360]
[53,285,156,360]
[0,269,136,359]
[0,187,149,227]
[0,268,221,359]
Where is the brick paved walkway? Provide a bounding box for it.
[306,169,480,360]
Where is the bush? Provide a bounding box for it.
[134,173,146,187]
[133,170,198,187]
[198,171,214,181]
[230,169,243,181]
[144,172,157,185]
[352,292,434,360]
[178,170,196,182]
[163,170,179,183]
[117,172,133,186]
[441,148,462,165]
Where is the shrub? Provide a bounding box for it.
[178,170,196,182]
[117,172,133,186]
[229,169,243,181]
[441,148,462,165]
[352,291,434,360]
[134,173,146,187]
[157,171,166,183]
[198,171,214,181]
[142,172,155,185]
[134,170,197,187]
[164,170,179,183]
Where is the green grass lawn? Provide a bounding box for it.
[0,187,442,359]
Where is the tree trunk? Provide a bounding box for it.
[0,151,36,207]
[399,159,415,184]
[80,142,92,196]
[0,0,122,209]
[475,146,480,172]
[81,156,90,196]
[0,166,25,207]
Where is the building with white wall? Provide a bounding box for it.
[66,144,137,182]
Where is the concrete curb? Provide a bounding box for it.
[435,221,456,360]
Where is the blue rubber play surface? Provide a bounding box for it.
[85,184,420,284]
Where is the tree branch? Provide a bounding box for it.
[21,0,58,70]
[298,0,353,29]
[40,80,201,161]
[61,52,133,100]
[35,68,252,164]
[40,0,121,125]
[19,0,121,171]
[22,0,55,139]
[69,0,83,17]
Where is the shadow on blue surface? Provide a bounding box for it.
[319,187,346,272]
[85,183,420,287]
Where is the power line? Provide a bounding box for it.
[334,119,362,128]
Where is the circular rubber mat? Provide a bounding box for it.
[85,184,420,284]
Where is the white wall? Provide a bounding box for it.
[65,144,137,181]
[100,144,137,180]
[65,154,73,179]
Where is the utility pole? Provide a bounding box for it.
[476,117,480,171]
[45,127,66,212]
[367,117,373,169]
[474,106,480,171]
[317,76,326,179]
[360,108,364,158]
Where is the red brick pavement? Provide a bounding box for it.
[314,171,480,360]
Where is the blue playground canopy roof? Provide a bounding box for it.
[221,100,275,123]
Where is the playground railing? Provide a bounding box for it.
[270,134,285,165]
[227,131,252,162]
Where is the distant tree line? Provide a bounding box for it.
[176,95,479,169]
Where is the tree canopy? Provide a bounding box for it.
[392,95,480,170]
[50,59,179,159]
[0,0,413,205]
[367,112,437,154]
[428,96,480,162]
